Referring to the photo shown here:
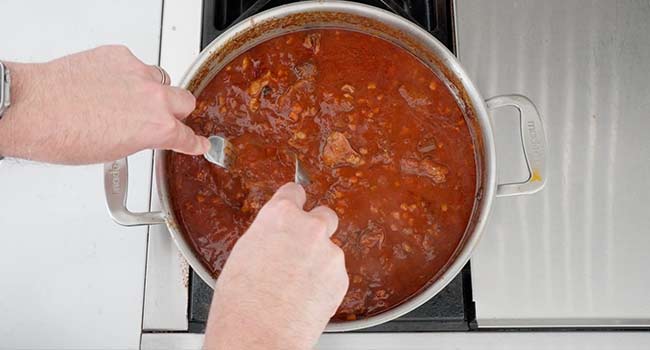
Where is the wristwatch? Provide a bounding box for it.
[0,61,11,119]
[0,61,8,161]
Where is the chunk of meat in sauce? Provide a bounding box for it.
[398,85,431,108]
[417,134,438,153]
[358,222,385,255]
[247,71,272,96]
[303,33,321,54]
[400,157,448,184]
[359,224,384,250]
[322,131,364,168]
[293,61,318,80]
[241,183,273,213]
[338,288,368,319]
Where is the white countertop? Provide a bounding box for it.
[0,0,162,348]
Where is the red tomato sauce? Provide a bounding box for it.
[167,29,477,320]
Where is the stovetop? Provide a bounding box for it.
[187,0,476,333]
[201,0,453,50]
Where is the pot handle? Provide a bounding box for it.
[486,94,547,197]
[104,157,166,226]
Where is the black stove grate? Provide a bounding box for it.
[189,0,473,334]
[201,0,453,50]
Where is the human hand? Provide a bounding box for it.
[0,45,209,164]
[203,183,349,350]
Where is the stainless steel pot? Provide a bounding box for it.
[104,1,547,332]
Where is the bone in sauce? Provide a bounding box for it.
[167,29,477,321]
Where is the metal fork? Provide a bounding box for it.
[204,135,235,169]
[294,154,311,186]
[203,135,310,186]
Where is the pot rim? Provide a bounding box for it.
[160,0,497,332]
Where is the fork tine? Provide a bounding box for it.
[204,135,233,169]
[294,155,311,186]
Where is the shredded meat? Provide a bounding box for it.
[359,222,384,250]
[240,179,276,213]
[400,158,448,184]
[337,288,367,319]
[322,131,364,168]
[293,61,318,80]
[247,71,272,96]
[303,33,321,54]
[398,85,431,108]
[417,134,438,153]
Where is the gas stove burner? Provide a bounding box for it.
[189,0,473,333]
[202,0,453,50]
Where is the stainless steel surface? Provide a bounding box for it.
[203,135,233,168]
[104,158,165,226]
[141,332,650,350]
[487,95,546,197]
[294,156,311,186]
[456,0,650,327]
[105,0,546,331]
[0,61,10,118]
[143,162,190,331]
[143,2,201,331]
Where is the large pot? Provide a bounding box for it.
[104,1,547,332]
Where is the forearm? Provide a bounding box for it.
[0,61,42,159]
[203,305,281,350]
[0,46,208,165]
[204,292,308,350]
